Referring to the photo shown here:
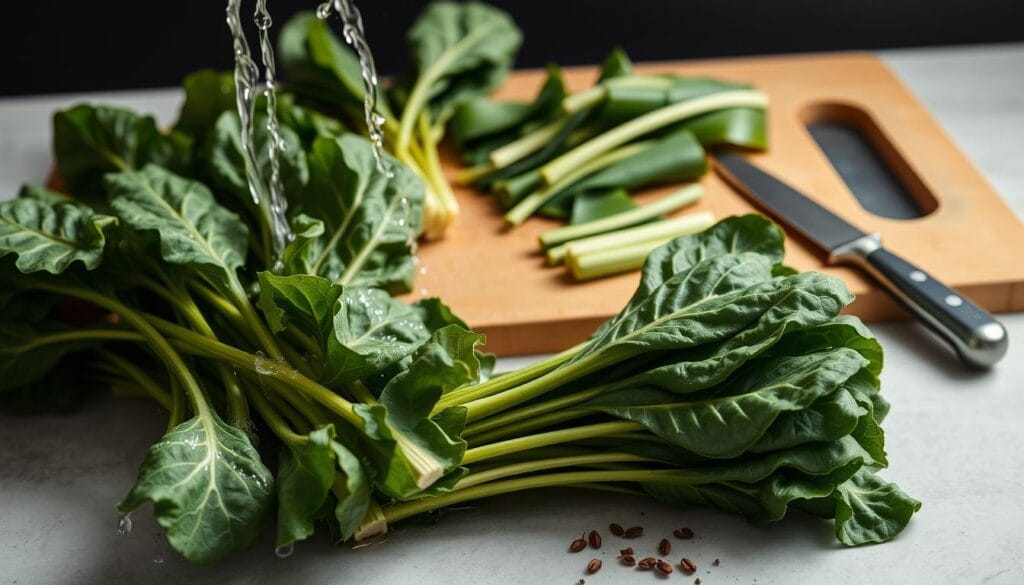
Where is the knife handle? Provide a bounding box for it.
[832,234,1008,368]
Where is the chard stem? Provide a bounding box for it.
[504,140,652,226]
[466,409,591,446]
[487,118,566,168]
[458,452,655,489]
[383,468,684,524]
[434,342,587,412]
[541,89,769,185]
[551,210,715,267]
[95,349,173,411]
[461,421,643,464]
[539,183,704,249]
[462,383,607,438]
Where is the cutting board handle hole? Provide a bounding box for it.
[800,102,938,220]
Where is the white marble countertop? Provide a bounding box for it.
[1,44,1023,585]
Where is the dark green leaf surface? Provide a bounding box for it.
[0,193,116,274]
[587,348,868,457]
[54,104,191,199]
[200,111,308,210]
[322,287,430,385]
[833,469,921,545]
[283,135,423,293]
[407,1,522,119]
[257,272,342,346]
[118,414,274,564]
[275,426,337,548]
[106,165,249,287]
[175,69,237,139]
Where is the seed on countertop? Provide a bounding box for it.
[680,557,697,573]
[673,527,694,539]
[695,579,702,585]
[656,559,674,575]
[658,538,671,556]
[623,526,644,538]
[586,558,602,574]
[588,530,601,549]
[637,557,657,570]
[609,523,624,536]
[620,554,636,566]
[569,534,587,553]
[712,558,720,567]
[619,547,634,556]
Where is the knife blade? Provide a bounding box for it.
[713,151,1008,368]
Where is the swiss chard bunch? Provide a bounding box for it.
[279,1,522,238]
[1,80,492,562]
[370,215,920,547]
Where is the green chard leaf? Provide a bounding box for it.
[53,104,191,199]
[452,64,567,163]
[257,272,342,346]
[105,165,248,287]
[0,190,116,274]
[750,388,868,453]
[278,12,368,117]
[118,414,274,564]
[275,425,370,547]
[200,110,309,210]
[568,188,639,225]
[406,1,523,120]
[283,135,424,293]
[175,69,237,139]
[322,287,431,385]
[832,469,921,545]
[353,325,483,499]
[586,348,868,458]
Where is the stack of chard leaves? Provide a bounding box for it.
[383,214,918,547]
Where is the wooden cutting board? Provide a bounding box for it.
[405,52,1024,355]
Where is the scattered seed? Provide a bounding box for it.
[637,557,657,570]
[695,579,702,585]
[620,554,636,567]
[586,558,602,574]
[680,557,697,574]
[577,580,585,585]
[712,558,720,567]
[569,534,587,553]
[656,559,674,575]
[623,526,644,538]
[619,547,634,556]
[658,538,671,556]
[673,527,694,539]
[588,530,601,549]
[609,523,624,536]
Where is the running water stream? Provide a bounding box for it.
[316,0,391,177]
[226,0,292,267]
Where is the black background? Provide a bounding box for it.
[1,0,1020,97]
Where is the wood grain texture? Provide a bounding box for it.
[403,52,1024,355]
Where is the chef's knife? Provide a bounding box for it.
[713,151,1008,368]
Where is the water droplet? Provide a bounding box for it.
[419,288,430,297]
[117,513,133,536]
[418,266,428,276]
[254,351,274,376]
[275,543,294,558]
[153,556,165,564]
[254,11,273,30]
[316,2,333,20]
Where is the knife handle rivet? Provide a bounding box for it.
[909,270,927,282]
[945,294,964,307]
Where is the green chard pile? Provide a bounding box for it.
[0,0,918,568]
